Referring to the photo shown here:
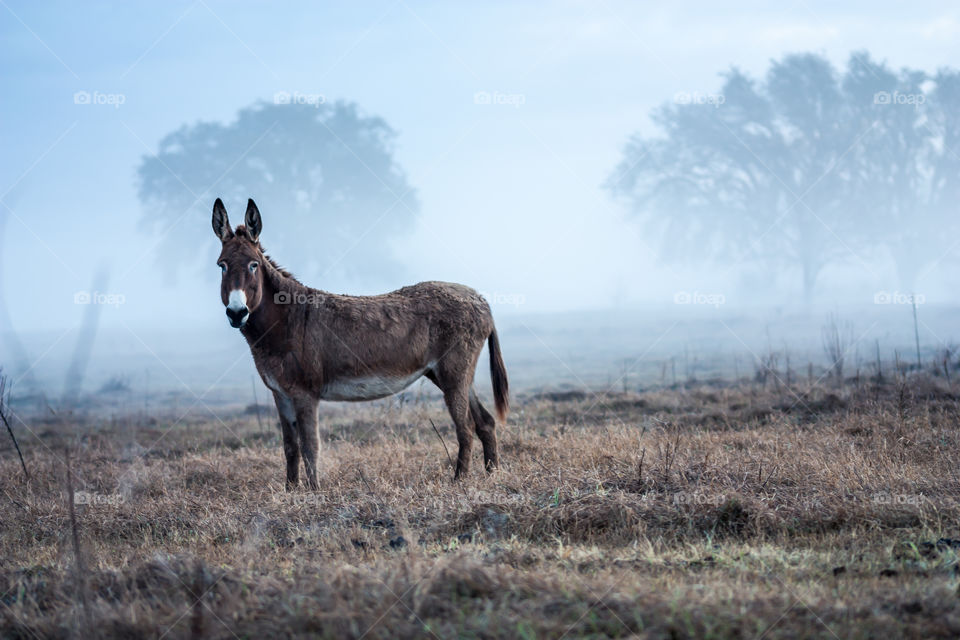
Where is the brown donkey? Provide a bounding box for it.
[212,198,508,488]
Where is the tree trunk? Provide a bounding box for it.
[0,203,38,392]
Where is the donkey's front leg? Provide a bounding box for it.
[295,399,322,490]
[273,392,300,490]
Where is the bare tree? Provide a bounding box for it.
[0,368,28,480]
[821,313,854,385]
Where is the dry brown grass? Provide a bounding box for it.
[2,376,960,638]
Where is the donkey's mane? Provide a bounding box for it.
[234,224,306,290]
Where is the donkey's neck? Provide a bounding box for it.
[240,260,324,350]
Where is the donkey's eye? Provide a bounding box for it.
[248,261,259,273]
[219,262,227,274]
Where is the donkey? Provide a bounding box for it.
[212,198,509,489]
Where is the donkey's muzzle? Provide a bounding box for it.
[226,305,249,328]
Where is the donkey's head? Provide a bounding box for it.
[212,198,265,329]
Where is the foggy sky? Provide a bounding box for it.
[3,0,960,336]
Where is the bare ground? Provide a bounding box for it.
[2,375,960,638]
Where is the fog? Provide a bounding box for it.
[3,1,960,403]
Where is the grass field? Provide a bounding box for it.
[2,373,960,638]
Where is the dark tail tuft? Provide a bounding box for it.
[488,328,509,422]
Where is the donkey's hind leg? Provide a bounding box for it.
[427,367,477,479]
[469,388,499,471]
[443,384,473,479]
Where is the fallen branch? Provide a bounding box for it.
[429,419,453,467]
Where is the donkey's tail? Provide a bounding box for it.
[488,328,509,422]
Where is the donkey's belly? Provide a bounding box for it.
[320,367,430,401]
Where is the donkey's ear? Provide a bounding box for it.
[245,199,262,241]
[212,198,233,241]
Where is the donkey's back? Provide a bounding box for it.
[324,280,495,342]
[305,281,497,400]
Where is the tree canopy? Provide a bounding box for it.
[138,100,418,286]
[608,52,960,301]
